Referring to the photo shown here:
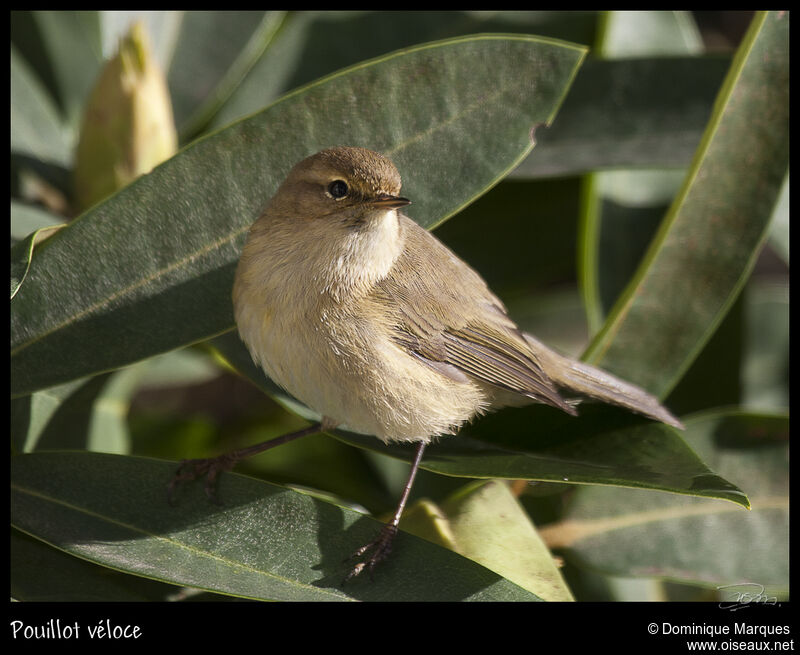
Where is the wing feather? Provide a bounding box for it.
[373,217,575,415]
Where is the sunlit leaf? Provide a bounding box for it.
[402,480,573,600]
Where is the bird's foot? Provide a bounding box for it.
[343,523,398,584]
[167,452,241,505]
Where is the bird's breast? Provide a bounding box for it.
[232,212,487,442]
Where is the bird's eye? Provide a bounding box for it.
[327,180,348,199]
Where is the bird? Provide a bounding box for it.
[171,146,683,582]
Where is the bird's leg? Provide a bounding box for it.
[167,422,325,504]
[344,441,427,583]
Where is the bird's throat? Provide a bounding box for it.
[324,209,404,298]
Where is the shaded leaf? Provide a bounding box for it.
[168,11,286,139]
[11,528,179,602]
[11,380,85,455]
[663,292,744,416]
[10,45,72,166]
[12,370,136,456]
[11,451,541,601]
[12,351,217,457]
[10,10,103,128]
[26,373,128,453]
[741,280,789,410]
[433,178,582,297]
[540,411,788,589]
[133,347,221,389]
[766,172,789,265]
[334,403,749,508]
[514,56,729,177]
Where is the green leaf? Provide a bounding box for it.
[11,34,587,396]
[167,11,286,139]
[10,45,72,166]
[211,11,598,129]
[741,280,789,410]
[217,12,724,178]
[582,11,789,397]
[579,11,709,332]
[598,10,702,57]
[11,201,65,245]
[402,480,573,601]
[515,56,730,178]
[11,527,180,601]
[12,370,137,456]
[766,172,789,265]
[333,403,749,508]
[10,11,103,128]
[540,411,788,589]
[11,451,541,601]
[10,224,63,299]
[11,350,217,457]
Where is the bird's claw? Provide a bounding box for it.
[167,453,240,505]
[343,524,398,584]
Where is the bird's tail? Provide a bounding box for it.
[523,333,684,430]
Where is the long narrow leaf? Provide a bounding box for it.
[582,11,789,397]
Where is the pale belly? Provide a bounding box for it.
[234,298,487,443]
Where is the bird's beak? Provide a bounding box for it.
[370,193,411,209]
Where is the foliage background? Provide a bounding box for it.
[10,11,788,603]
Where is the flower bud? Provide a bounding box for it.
[74,22,177,212]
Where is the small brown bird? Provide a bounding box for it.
[174,146,683,581]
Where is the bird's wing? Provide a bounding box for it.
[374,217,576,415]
